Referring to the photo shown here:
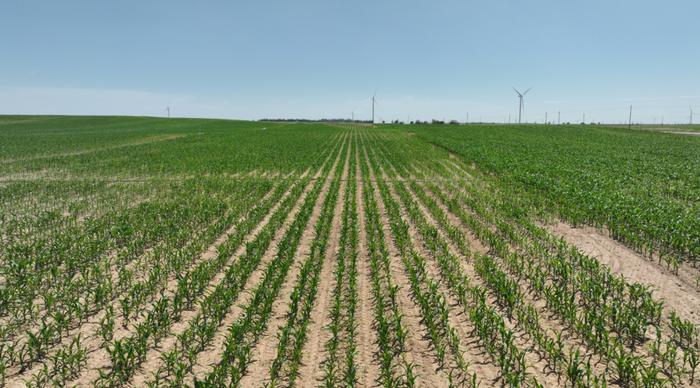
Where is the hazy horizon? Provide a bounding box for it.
[2,1,699,124]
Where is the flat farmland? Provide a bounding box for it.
[1,116,699,387]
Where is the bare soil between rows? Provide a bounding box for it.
[545,221,700,326]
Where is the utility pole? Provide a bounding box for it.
[628,105,633,130]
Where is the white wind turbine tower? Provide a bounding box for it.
[165,106,170,118]
[371,92,377,123]
[690,106,696,125]
[513,87,532,124]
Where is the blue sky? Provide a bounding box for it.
[1,0,699,123]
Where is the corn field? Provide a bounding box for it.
[1,116,698,387]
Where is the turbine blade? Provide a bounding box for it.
[513,87,521,96]
[523,87,533,95]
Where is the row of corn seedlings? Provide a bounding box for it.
[120,134,348,388]
[322,131,360,387]
[396,142,698,386]
[370,133,616,386]
[357,139,416,387]
[267,137,351,386]
[197,135,347,386]
[360,137,482,387]
[2,188,251,385]
[91,182,292,387]
[429,156,700,386]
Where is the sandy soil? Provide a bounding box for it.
[243,135,349,387]
[408,161,609,377]
[62,139,340,388]
[388,174,502,385]
[64,196,278,387]
[126,182,289,387]
[363,147,449,387]
[294,141,351,386]
[353,145,381,387]
[190,135,348,383]
[14,129,699,387]
[545,221,700,326]
[667,131,700,136]
[389,155,575,386]
[425,166,695,378]
[6,206,240,387]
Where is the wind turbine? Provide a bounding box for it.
[628,105,633,130]
[371,92,377,124]
[691,106,696,125]
[513,87,532,124]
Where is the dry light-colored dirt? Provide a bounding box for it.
[8,128,699,388]
[545,221,700,326]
